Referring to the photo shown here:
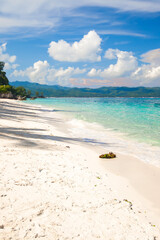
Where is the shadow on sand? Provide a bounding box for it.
[0,100,113,149]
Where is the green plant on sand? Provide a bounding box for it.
[99,152,116,159]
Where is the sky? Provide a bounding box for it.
[0,0,160,88]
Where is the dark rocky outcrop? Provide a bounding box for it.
[30,97,37,100]
[99,152,116,159]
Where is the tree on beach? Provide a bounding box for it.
[0,61,9,85]
[0,62,5,71]
[36,91,39,97]
[27,90,31,97]
[0,61,30,99]
[14,86,27,97]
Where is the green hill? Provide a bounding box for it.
[11,81,160,97]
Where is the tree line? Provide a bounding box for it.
[0,61,42,99]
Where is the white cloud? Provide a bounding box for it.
[140,48,160,65]
[88,68,101,77]
[11,47,160,87]
[13,60,49,84]
[132,48,160,84]
[104,48,118,59]
[28,61,49,84]
[88,48,160,86]
[2,0,160,14]
[0,17,55,34]
[0,43,18,70]
[47,67,86,86]
[51,67,85,78]
[88,49,137,78]
[4,63,19,70]
[0,0,160,36]
[12,60,86,85]
[98,30,146,38]
[1,43,7,52]
[144,66,160,79]
[132,65,160,84]
[48,31,102,62]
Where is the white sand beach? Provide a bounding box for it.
[0,99,160,240]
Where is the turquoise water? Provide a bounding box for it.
[27,97,160,147]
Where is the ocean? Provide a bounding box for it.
[26,97,160,166]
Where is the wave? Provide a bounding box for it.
[68,117,160,167]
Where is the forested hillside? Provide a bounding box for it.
[0,61,28,99]
[11,81,160,97]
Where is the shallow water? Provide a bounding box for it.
[26,97,160,166]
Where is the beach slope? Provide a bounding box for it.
[0,99,159,240]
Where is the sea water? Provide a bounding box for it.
[26,97,160,166]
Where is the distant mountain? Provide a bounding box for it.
[11,81,160,97]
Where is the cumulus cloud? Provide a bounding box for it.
[88,68,101,77]
[11,47,160,87]
[48,31,102,62]
[47,67,86,86]
[12,60,86,85]
[88,49,138,78]
[4,63,19,70]
[13,60,49,84]
[0,43,18,70]
[132,65,160,84]
[87,48,160,86]
[28,61,49,84]
[132,48,160,84]
[49,67,85,78]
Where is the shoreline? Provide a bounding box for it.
[0,99,160,239]
[52,111,160,224]
[26,97,160,167]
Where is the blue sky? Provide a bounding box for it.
[0,0,160,87]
